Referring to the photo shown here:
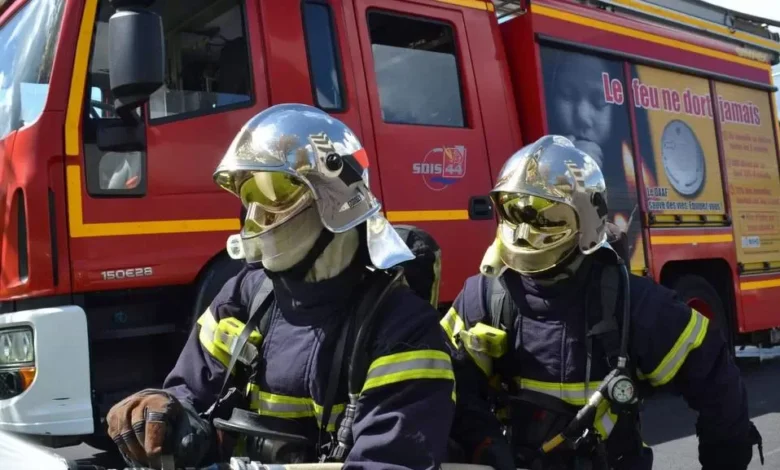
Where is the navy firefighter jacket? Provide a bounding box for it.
[163,261,456,470]
[441,255,752,469]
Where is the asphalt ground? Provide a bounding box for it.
[44,348,780,469]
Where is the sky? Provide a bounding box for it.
[702,0,780,71]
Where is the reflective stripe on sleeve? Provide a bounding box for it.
[637,308,709,387]
[196,309,262,369]
[361,350,455,393]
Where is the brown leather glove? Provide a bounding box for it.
[107,389,184,468]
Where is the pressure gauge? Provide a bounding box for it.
[608,375,637,405]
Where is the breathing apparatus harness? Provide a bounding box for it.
[205,223,408,464]
[484,246,639,469]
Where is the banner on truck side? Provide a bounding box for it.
[630,65,727,217]
[715,81,780,268]
[539,46,646,273]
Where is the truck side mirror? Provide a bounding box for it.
[108,4,165,119]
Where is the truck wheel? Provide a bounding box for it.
[671,274,734,356]
[191,255,244,327]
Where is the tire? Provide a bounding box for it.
[190,255,245,328]
[671,274,734,356]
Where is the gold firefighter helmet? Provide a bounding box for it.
[486,135,609,275]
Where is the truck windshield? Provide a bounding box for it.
[0,0,65,141]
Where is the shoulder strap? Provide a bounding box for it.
[318,309,354,440]
[587,263,622,367]
[486,276,515,340]
[214,275,275,407]
[254,278,275,339]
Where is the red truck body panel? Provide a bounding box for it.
[2,0,780,329]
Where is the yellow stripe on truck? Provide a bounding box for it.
[65,166,240,238]
[65,0,99,157]
[532,3,772,71]
[650,234,734,245]
[65,166,470,238]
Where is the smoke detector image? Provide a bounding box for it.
[661,119,706,197]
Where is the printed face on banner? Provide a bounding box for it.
[540,47,645,273]
[629,64,726,215]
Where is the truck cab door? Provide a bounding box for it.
[348,0,497,300]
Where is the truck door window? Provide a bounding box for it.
[149,0,254,122]
[302,0,345,111]
[366,11,465,128]
[0,0,65,141]
[82,0,147,196]
[82,0,255,196]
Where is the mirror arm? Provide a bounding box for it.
[115,106,142,126]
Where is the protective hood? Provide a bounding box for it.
[228,204,359,282]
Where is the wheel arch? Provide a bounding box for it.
[658,257,737,344]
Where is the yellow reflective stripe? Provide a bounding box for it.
[515,378,596,406]
[439,308,498,376]
[451,378,457,404]
[430,249,442,307]
[254,391,313,419]
[440,308,464,347]
[362,350,454,393]
[593,400,618,440]
[637,309,709,387]
[196,310,263,368]
[197,310,232,369]
[312,402,346,432]
[246,384,346,431]
[514,378,619,436]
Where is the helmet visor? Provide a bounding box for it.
[239,171,309,213]
[239,171,314,238]
[495,192,577,250]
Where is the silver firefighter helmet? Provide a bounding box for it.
[489,135,609,274]
[213,103,414,269]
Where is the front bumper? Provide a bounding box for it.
[0,305,93,436]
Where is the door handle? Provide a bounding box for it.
[469,196,494,220]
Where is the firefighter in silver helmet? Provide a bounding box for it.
[443,135,762,470]
[106,104,455,469]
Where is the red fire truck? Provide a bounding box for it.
[1,0,779,448]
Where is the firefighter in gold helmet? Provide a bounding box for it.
[442,135,763,470]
